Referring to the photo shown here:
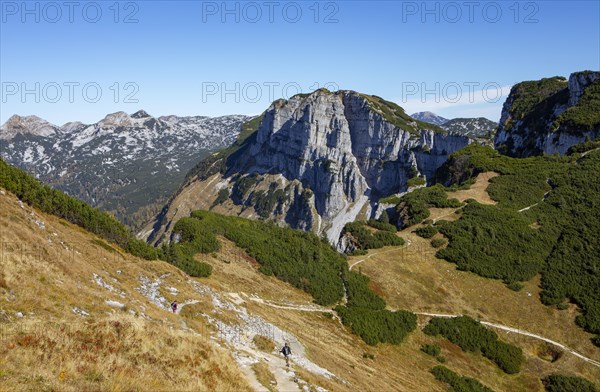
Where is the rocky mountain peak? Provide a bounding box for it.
[131,110,152,119]
[410,111,449,126]
[148,90,473,245]
[98,111,136,128]
[0,114,60,140]
[60,121,87,133]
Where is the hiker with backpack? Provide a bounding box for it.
[280,342,292,367]
[171,301,177,313]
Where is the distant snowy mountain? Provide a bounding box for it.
[410,112,497,139]
[1,111,251,229]
[441,117,498,138]
[410,111,449,126]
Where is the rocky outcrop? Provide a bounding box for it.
[568,71,600,106]
[494,71,600,157]
[147,90,472,245]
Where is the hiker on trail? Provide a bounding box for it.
[171,301,177,313]
[280,342,292,367]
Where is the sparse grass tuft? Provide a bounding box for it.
[252,335,275,353]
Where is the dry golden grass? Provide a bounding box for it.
[0,188,250,392]
[0,315,249,392]
[447,172,499,204]
[251,361,277,392]
[253,335,276,353]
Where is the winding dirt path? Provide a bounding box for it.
[242,295,600,368]
[415,312,600,368]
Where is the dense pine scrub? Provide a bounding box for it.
[0,159,160,260]
[393,184,463,228]
[435,202,549,283]
[335,305,417,346]
[435,143,600,346]
[174,210,346,305]
[366,218,397,232]
[415,225,438,239]
[424,316,524,374]
[542,374,598,392]
[431,366,494,392]
[171,210,417,345]
[342,221,404,252]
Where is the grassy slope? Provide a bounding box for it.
[347,172,600,390]
[0,188,249,391]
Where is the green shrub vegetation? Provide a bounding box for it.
[431,238,447,248]
[170,210,416,345]
[420,344,441,357]
[249,184,287,219]
[335,305,417,346]
[366,219,396,232]
[415,225,438,239]
[542,374,598,392]
[436,202,549,283]
[175,210,345,305]
[502,76,567,132]
[434,144,600,345]
[379,195,402,205]
[431,366,494,392]
[407,176,426,187]
[212,188,230,208]
[343,270,386,310]
[424,316,523,374]
[394,185,462,228]
[342,221,404,251]
[507,282,524,292]
[0,159,159,260]
[555,78,600,132]
[378,210,390,224]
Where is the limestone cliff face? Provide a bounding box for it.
[146,90,472,244]
[494,71,600,157]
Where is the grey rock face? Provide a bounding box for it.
[222,90,472,242]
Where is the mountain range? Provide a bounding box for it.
[1,71,600,391]
[0,111,251,229]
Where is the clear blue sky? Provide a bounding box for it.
[1,0,599,125]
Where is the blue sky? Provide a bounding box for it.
[1,0,599,125]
